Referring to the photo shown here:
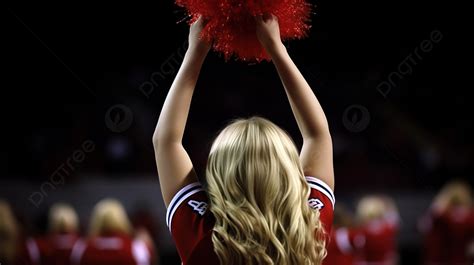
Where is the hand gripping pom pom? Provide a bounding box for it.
[176,0,313,62]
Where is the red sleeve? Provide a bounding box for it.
[166,182,214,263]
[305,176,335,234]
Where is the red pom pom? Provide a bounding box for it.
[176,0,312,62]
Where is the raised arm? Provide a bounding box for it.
[256,15,334,189]
[152,18,210,206]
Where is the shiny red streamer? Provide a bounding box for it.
[176,0,312,62]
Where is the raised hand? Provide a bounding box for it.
[188,16,211,56]
[255,14,282,53]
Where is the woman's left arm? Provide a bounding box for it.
[152,18,210,206]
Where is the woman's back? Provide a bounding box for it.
[167,176,335,264]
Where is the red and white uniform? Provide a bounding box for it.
[355,213,399,265]
[24,233,80,265]
[324,227,365,265]
[440,207,474,265]
[419,209,446,264]
[167,176,335,265]
[70,232,154,265]
[14,238,38,265]
[420,207,474,265]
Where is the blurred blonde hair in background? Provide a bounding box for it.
[49,202,79,233]
[0,200,19,263]
[356,196,386,223]
[432,180,472,211]
[89,198,132,236]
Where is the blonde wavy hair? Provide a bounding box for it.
[206,117,326,265]
[89,198,132,236]
[0,200,19,263]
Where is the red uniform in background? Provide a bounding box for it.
[14,238,38,265]
[419,209,446,264]
[355,213,399,265]
[167,177,335,265]
[71,232,155,265]
[324,227,365,265]
[24,233,80,265]
[420,207,474,265]
[440,207,474,265]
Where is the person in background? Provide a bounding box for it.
[354,195,400,265]
[419,180,473,265]
[70,198,156,265]
[26,203,81,265]
[0,200,37,265]
[324,204,365,265]
[0,200,21,264]
[152,14,335,265]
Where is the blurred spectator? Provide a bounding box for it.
[354,195,400,265]
[26,203,81,265]
[70,198,156,265]
[419,180,474,265]
[0,200,36,265]
[324,204,365,265]
[0,200,21,264]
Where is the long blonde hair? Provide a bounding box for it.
[206,117,326,265]
[0,200,19,263]
[89,198,132,236]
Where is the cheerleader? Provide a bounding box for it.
[70,199,155,265]
[0,200,36,265]
[354,195,400,265]
[0,200,21,264]
[153,15,334,265]
[419,181,473,265]
[25,203,81,265]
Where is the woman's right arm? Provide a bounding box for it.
[256,15,334,189]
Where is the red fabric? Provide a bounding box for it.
[175,0,312,62]
[419,210,446,264]
[356,219,398,264]
[168,177,334,265]
[324,228,364,265]
[421,207,474,265]
[73,232,155,265]
[18,233,80,265]
[13,239,36,265]
[43,233,80,265]
[440,208,474,265]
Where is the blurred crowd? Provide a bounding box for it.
[0,199,158,265]
[325,180,474,265]
[1,180,473,265]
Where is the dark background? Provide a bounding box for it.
[3,2,469,264]
[4,2,468,189]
